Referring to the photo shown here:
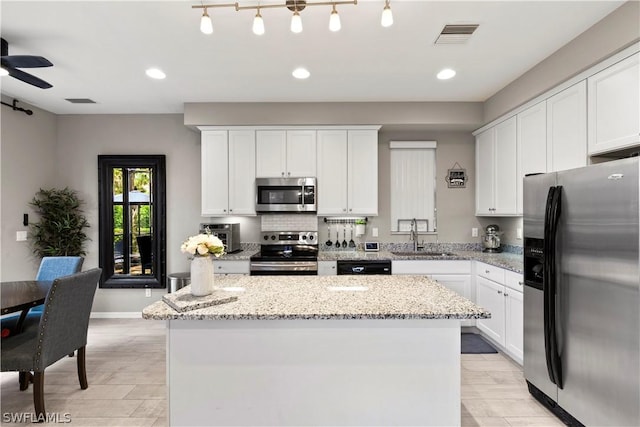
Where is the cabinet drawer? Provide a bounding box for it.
[476,262,505,284]
[392,260,471,275]
[505,270,524,292]
[214,260,250,274]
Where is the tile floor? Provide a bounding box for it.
[1,319,563,427]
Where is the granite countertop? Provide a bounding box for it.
[142,275,490,321]
[215,245,523,273]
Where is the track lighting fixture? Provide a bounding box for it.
[200,8,213,34]
[381,0,393,27]
[253,8,265,35]
[291,10,303,33]
[329,4,341,32]
[193,0,358,35]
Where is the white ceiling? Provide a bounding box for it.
[0,1,625,114]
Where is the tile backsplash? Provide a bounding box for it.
[261,214,318,231]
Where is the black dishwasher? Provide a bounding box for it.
[336,260,392,275]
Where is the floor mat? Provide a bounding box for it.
[461,333,498,354]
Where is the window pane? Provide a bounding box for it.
[113,205,124,274]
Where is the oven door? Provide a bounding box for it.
[250,260,318,276]
[255,178,316,213]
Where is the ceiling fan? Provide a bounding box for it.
[1,38,53,89]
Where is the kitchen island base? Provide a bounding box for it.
[167,318,461,426]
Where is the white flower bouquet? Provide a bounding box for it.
[180,233,226,258]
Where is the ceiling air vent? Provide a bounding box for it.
[434,24,479,45]
[65,98,96,104]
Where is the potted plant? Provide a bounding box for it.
[30,187,90,257]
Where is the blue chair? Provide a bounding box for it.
[1,269,102,418]
[1,256,84,332]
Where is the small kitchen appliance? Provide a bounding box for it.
[482,224,502,253]
[255,177,316,213]
[199,223,241,254]
[250,231,318,275]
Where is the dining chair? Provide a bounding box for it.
[1,268,102,418]
[136,235,153,274]
[0,256,84,331]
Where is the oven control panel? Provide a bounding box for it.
[260,231,317,245]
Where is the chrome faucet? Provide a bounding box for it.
[410,219,424,251]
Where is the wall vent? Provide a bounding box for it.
[65,98,96,104]
[434,24,479,45]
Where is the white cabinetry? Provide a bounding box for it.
[587,52,640,155]
[318,261,337,276]
[201,130,256,216]
[475,262,523,364]
[516,101,547,214]
[256,130,316,178]
[393,260,473,326]
[475,116,518,216]
[546,81,587,172]
[317,129,378,215]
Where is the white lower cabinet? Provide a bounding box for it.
[213,260,250,275]
[475,262,523,365]
[318,261,337,276]
[393,261,473,326]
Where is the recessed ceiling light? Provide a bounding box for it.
[292,67,310,79]
[437,69,456,80]
[0,67,9,76]
[145,68,166,80]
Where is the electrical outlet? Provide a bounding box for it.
[16,231,27,241]
[145,288,151,297]
[471,228,478,237]
[516,227,523,240]
[372,227,379,237]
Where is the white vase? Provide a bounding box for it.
[190,256,214,296]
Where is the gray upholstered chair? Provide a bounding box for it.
[1,268,102,417]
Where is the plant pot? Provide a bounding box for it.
[190,256,214,296]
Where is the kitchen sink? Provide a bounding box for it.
[391,251,456,257]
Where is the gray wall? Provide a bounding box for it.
[1,97,58,280]
[484,1,640,123]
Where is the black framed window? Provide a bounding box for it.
[98,155,166,288]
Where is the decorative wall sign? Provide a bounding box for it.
[445,162,468,188]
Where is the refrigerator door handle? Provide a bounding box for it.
[544,185,564,389]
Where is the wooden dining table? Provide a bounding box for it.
[1,280,53,333]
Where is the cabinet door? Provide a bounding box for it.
[256,130,287,177]
[431,274,474,327]
[475,128,495,215]
[505,289,524,364]
[494,117,517,215]
[318,261,337,276]
[547,81,587,172]
[317,130,348,215]
[228,130,256,215]
[348,130,378,215]
[588,53,640,155]
[476,276,505,347]
[201,131,229,216]
[286,130,317,177]
[517,101,547,214]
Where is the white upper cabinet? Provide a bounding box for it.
[201,130,256,216]
[546,81,587,172]
[256,130,316,178]
[516,101,547,215]
[587,52,640,155]
[476,116,517,216]
[317,129,378,215]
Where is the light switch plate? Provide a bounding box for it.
[372,227,379,237]
[471,228,478,237]
[16,231,27,241]
[516,227,523,239]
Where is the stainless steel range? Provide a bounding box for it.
[250,231,318,276]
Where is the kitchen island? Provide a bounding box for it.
[143,275,490,426]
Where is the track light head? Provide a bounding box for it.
[291,10,303,33]
[200,8,213,34]
[329,4,341,32]
[381,0,393,27]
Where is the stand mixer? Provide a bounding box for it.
[482,224,503,253]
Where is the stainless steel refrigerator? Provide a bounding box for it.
[523,157,639,426]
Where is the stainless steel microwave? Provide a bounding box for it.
[255,177,316,213]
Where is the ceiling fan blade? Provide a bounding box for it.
[6,67,53,89]
[1,55,53,68]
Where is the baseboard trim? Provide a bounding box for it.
[90,312,141,319]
